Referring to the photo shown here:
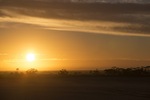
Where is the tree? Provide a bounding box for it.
[58,69,69,76]
[26,68,38,74]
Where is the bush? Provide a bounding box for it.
[89,69,100,76]
[58,69,69,76]
[104,66,150,76]
[26,68,38,75]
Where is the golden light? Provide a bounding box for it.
[26,53,35,62]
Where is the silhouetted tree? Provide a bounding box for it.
[26,68,38,75]
[89,69,100,76]
[104,66,150,76]
[58,69,69,76]
[16,68,19,72]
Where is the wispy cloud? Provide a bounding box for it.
[40,58,69,61]
[0,1,150,37]
[0,9,150,37]
[3,58,68,63]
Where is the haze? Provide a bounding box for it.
[0,0,150,71]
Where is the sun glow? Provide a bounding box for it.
[26,53,35,62]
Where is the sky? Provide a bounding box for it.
[0,0,150,71]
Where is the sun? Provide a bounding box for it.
[26,53,35,62]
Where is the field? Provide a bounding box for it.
[0,71,150,100]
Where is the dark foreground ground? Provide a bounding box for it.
[0,74,150,100]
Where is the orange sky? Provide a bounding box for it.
[0,0,150,71]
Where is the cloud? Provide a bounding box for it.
[40,58,69,61]
[3,58,69,63]
[71,0,150,4]
[0,10,149,37]
[0,1,150,37]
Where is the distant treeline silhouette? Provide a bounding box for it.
[57,66,150,77]
[104,66,150,76]
[0,66,150,78]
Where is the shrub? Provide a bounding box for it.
[58,69,69,76]
[26,68,38,75]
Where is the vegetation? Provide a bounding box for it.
[0,66,150,79]
[58,69,69,76]
[26,68,38,74]
[104,66,150,76]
